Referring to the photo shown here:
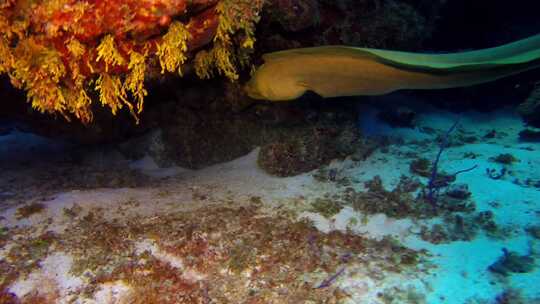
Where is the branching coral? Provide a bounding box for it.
[0,0,265,123]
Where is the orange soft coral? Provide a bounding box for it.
[0,0,262,123]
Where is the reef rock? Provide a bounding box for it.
[445,183,472,200]
[518,84,540,127]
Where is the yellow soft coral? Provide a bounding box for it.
[125,50,147,114]
[0,37,13,73]
[194,43,240,81]
[156,21,191,75]
[200,0,262,81]
[39,48,66,83]
[214,2,235,44]
[66,38,86,59]
[213,43,239,80]
[194,49,215,79]
[66,38,87,82]
[94,72,141,123]
[213,1,238,80]
[96,35,125,72]
[1,17,29,41]
[9,38,68,114]
[94,73,128,116]
[63,79,93,123]
[27,80,67,114]
[0,0,265,124]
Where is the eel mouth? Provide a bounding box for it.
[244,82,265,100]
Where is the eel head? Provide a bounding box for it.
[244,61,308,101]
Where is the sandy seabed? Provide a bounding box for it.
[0,104,539,304]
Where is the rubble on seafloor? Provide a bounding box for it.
[310,161,521,245]
[0,201,430,303]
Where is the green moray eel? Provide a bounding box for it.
[245,34,540,101]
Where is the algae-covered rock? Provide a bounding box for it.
[377,106,416,128]
[491,153,519,165]
[526,225,540,239]
[518,84,540,128]
[348,175,432,219]
[445,183,471,200]
[409,158,432,177]
[258,123,360,176]
[519,128,540,142]
[310,198,344,219]
[488,249,535,276]
[118,129,172,167]
[420,209,502,244]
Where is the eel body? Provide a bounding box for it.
[245,34,540,101]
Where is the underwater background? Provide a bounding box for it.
[1,0,540,303]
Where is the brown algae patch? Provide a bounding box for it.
[1,229,58,294]
[15,203,46,220]
[311,198,344,219]
[1,203,425,303]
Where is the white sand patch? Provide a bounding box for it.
[135,239,205,282]
[406,236,505,303]
[161,148,319,209]
[339,210,415,241]
[339,268,423,303]
[2,188,171,232]
[300,207,415,241]
[0,242,14,259]
[87,281,132,304]
[129,155,190,178]
[9,252,83,302]
[135,239,185,269]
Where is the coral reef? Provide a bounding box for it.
[0,0,264,122]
